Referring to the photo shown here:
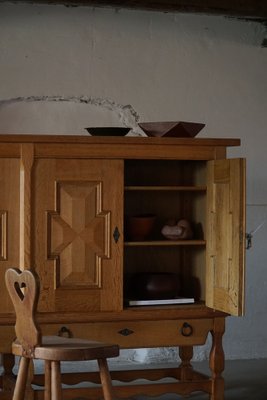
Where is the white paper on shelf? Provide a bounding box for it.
[128,298,195,306]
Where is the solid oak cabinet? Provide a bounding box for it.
[0,134,245,399]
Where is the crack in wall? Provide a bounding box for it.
[0,95,142,134]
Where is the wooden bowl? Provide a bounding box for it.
[138,121,205,138]
[126,214,156,241]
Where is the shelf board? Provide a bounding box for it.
[127,298,195,306]
[124,240,206,246]
[125,185,207,191]
[123,301,206,312]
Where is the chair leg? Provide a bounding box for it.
[98,358,115,400]
[51,361,62,400]
[44,360,52,400]
[13,357,30,400]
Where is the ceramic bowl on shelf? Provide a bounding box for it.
[138,121,205,138]
[131,272,181,300]
[126,214,156,241]
[161,219,193,240]
[85,127,131,136]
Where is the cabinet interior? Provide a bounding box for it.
[124,159,207,304]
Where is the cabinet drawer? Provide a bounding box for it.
[42,318,213,348]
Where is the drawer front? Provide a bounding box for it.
[42,319,213,348]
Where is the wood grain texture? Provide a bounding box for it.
[206,159,245,316]
[0,210,7,260]
[50,361,62,400]
[0,135,241,146]
[98,358,116,400]
[0,134,245,400]
[33,158,123,313]
[6,268,119,399]
[44,361,51,400]
[47,181,110,289]
[20,144,34,270]
[0,158,20,313]
[12,357,30,400]
[5,268,41,354]
[40,318,214,348]
[209,317,225,400]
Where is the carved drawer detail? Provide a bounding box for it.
[42,319,214,348]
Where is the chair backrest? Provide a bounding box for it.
[5,268,41,356]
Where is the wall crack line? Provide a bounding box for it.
[0,95,142,134]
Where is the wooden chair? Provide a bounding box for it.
[5,268,119,400]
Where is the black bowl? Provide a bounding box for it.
[85,127,131,136]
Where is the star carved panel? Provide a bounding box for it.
[47,181,110,289]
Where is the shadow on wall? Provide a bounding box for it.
[0,96,143,136]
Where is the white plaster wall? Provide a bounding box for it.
[0,2,267,362]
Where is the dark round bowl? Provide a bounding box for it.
[126,214,156,241]
[131,272,181,300]
[85,127,131,136]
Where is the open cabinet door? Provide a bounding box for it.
[206,158,246,316]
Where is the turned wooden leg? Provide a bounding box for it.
[1,353,16,398]
[24,359,34,400]
[51,361,62,400]
[209,318,225,400]
[98,358,115,400]
[2,353,16,393]
[179,346,194,381]
[13,357,30,400]
[44,360,52,400]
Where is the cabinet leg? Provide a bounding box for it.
[179,346,194,381]
[2,353,16,393]
[209,318,225,400]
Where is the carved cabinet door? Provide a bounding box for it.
[33,158,124,313]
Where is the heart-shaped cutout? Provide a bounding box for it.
[14,281,26,301]
[5,268,39,310]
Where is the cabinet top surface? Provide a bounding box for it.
[0,134,240,147]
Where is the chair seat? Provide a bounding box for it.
[12,335,119,361]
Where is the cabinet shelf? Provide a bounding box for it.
[125,185,207,192]
[124,301,205,311]
[124,240,206,247]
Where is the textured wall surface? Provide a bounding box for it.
[0,1,267,362]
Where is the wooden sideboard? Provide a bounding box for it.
[0,134,245,399]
